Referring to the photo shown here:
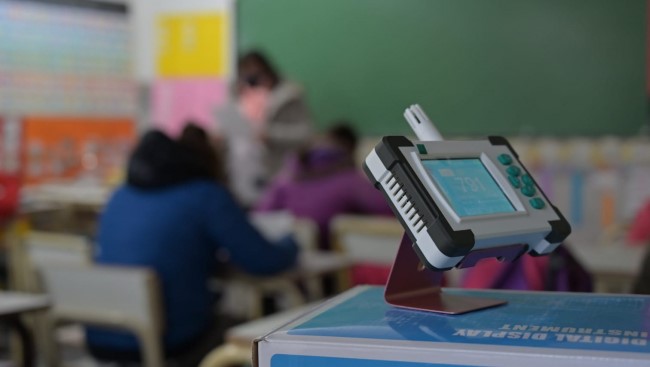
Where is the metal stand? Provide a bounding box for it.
[384,234,507,314]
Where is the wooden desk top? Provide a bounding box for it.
[21,182,111,208]
[0,292,50,317]
[234,251,352,283]
[226,303,318,347]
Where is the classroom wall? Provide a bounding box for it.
[238,0,647,137]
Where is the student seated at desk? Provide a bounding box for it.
[87,126,298,364]
[255,123,392,251]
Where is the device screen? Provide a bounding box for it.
[421,158,515,217]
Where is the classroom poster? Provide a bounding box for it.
[156,13,229,77]
[20,117,135,184]
[152,0,234,135]
[151,79,227,136]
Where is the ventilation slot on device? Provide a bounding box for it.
[383,174,426,234]
[414,220,425,233]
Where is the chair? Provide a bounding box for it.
[39,264,164,367]
[331,215,404,287]
[198,344,250,367]
[199,303,318,367]
[8,230,90,293]
[220,214,319,319]
[4,230,91,364]
[292,217,318,251]
[330,215,466,288]
[249,212,318,250]
[331,215,404,264]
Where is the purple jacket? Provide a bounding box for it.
[255,149,393,250]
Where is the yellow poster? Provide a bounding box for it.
[157,12,229,77]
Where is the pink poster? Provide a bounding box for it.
[151,78,228,137]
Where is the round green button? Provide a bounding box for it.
[521,174,534,186]
[530,197,545,209]
[521,185,536,197]
[506,166,521,177]
[508,175,521,188]
[498,154,513,165]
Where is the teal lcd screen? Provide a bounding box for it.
[422,159,515,217]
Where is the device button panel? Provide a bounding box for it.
[492,148,549,216]
[494,150,548,214]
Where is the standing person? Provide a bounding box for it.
[255,123,392,251]
[219,50,313,206]
[86,127,298,364]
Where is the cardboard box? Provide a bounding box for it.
[255,286,650,367]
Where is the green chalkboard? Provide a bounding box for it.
[238,0,646,136]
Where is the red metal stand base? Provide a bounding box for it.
[384,233,507,314]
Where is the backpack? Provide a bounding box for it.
[461,243,593,292]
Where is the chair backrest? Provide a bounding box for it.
[9,231,91,292]
[331,215,404,264]
[330,215,404,286]
[250,211,318,251]
[292,218,318,251]
[25,231,90,268]
[40,264,164,367]
[40,264,163,334]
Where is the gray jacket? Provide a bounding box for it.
[263,81,313,177]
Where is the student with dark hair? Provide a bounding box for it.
[255,123,391,251]
[178,122,226,184]
[126,130,213,188]
[222,50,313,205]
[236,51,280,92]
[327,123,359,156]
[87,128,298,364]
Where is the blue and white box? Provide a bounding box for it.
[255,286,650,367]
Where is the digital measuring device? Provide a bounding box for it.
[364,105,571,271]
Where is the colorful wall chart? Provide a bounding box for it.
[0,0,136,116]
[0,0,137,184]
[21,117,135,184]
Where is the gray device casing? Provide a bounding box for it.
[363,136,571,270]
